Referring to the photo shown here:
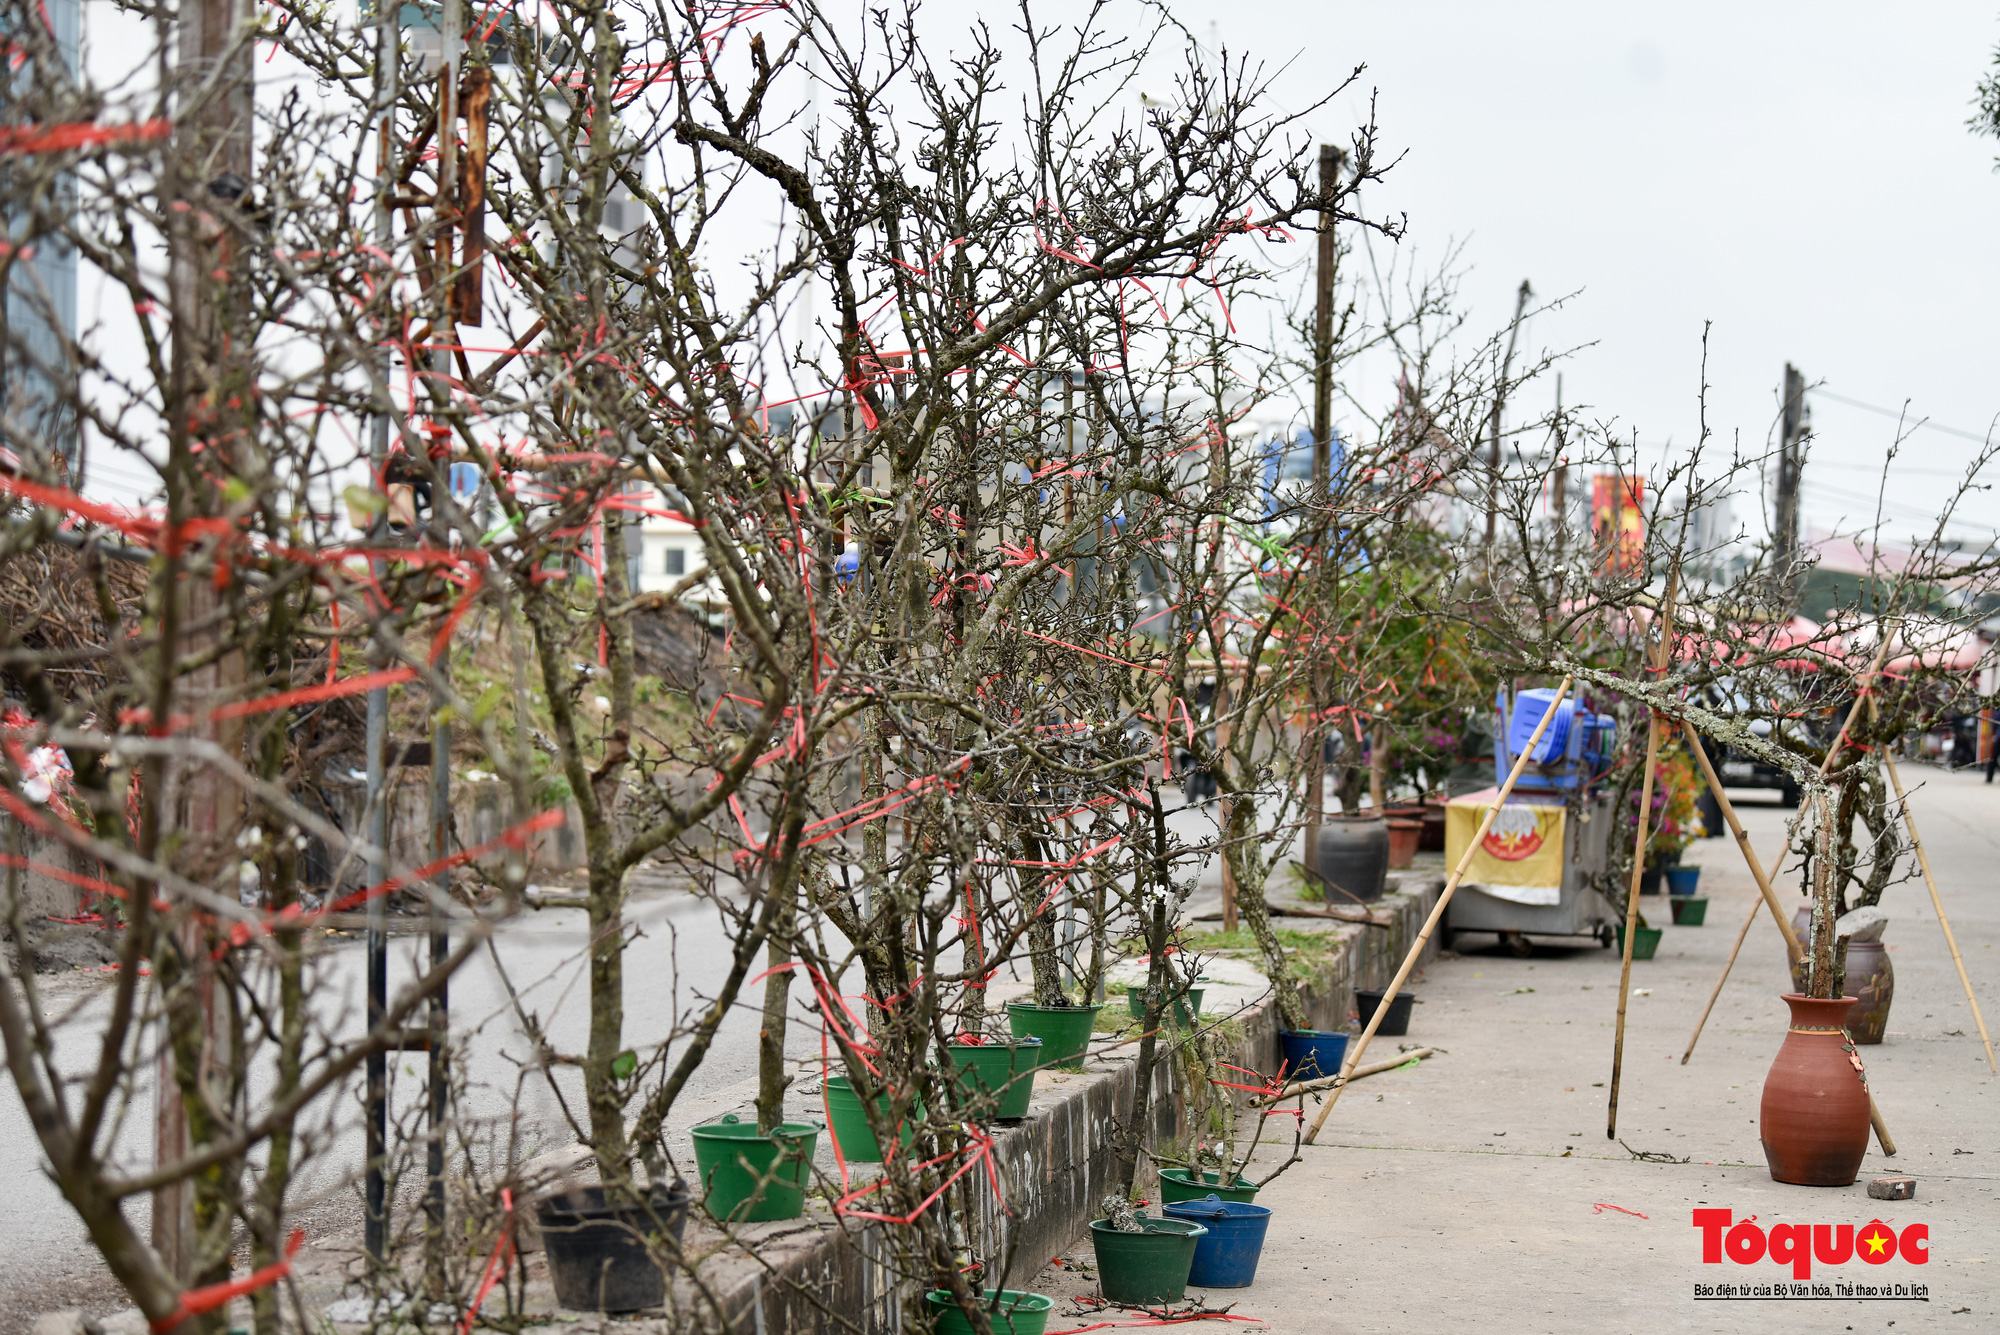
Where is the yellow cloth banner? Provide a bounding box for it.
[1446,791,1565,903]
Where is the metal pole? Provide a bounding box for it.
[427,712,451,1283]
[415,0,462,1281]
[362,0,401,1268]
[363,679,389,1265]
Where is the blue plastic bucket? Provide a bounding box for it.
[1161,1195,1273,1288]
[1665,866,1701,897]
[1277,1030,1348,1083]
[1509,689,1573,763]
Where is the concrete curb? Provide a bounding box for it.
[70,877,1443,1333]
[673,876,1443,1333]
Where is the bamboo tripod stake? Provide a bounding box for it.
[1676,638,1901,1155]
[1303,676,1573,1145]
[1607,579,1677,1140]
[1678,721,1802,1066]
[1875,723,1998,1072]
[1678,634,1891,1053]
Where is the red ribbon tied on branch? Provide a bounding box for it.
[149,1229,303,1332]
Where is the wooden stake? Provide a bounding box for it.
[1606,708,1663,1138]
[1881,749,1997,1072]
[1870,1100,1898,1156]
[1303,677,1573,1144]
[1678,720,1803,1065]
[1608,577,1678,1140]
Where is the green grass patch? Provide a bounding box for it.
[1182,927,1335,954]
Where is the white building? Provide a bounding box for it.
[629,485,725,607]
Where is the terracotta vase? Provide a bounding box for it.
[1760,993,1872,1186]
[1386,818,1422,869]
[1786,910,1895,1044]
[1841,942,1895,1044]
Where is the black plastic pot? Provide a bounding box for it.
[1355,987,1414,1036]
[1316,814,1389,903]
[537,1182,691,1312]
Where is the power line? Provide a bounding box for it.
[1813,388,1999,449]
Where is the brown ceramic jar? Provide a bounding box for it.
[1786,910,1896,1044]
[1760,993,1872,1186]
[1840,941,1894,1044]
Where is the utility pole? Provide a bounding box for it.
[1303,142,1341,879]
[1773,363,1806,600]
[1552,374,1566,556]
[366,0,469,1276]
[153,0,253,1283]
[1484,280,1532,546]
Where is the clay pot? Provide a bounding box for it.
[1760,994,1872,1186]
[1386,818,1422,870]
[1841,941,1895,1044]
[1315,815,1389,903]
[1786,911,1895,1044]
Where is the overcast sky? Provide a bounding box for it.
[71,2,2000,549]
[922,1,2000,546]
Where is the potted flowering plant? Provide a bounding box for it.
[1625,742,1701,894]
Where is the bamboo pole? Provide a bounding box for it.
[1606,709,1664,1138]
[1607,578,1678,1140]
[1869,1100,1898,1157]
[1672,655,1900,1154]
[1678,721,1803,1065]
[1302,677,1572,1144]
[1881,748,1997,1072]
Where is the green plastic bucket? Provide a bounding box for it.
[1090,1216,1208,1305]
[944,1038,1042,1120]
[1126,985,1206,1029]
[822,1074,919,1162]
[1616,925,1663,960]
[1005,1002,1103,1070]
[1157,1167,1258,1205]
[923,1288,1054,1335]
[1670,897,1709,927]
[689,1114,819,1223]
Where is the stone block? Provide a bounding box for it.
[1867,1175,1916,1200]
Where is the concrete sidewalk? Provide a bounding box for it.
[1028,767,2000,1333]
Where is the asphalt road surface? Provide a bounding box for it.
[0,794,1239,1327]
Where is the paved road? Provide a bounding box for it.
[1028,767,2000,1332]
[0,793,1243,1327]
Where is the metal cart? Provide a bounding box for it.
[1442,687,1625,956]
